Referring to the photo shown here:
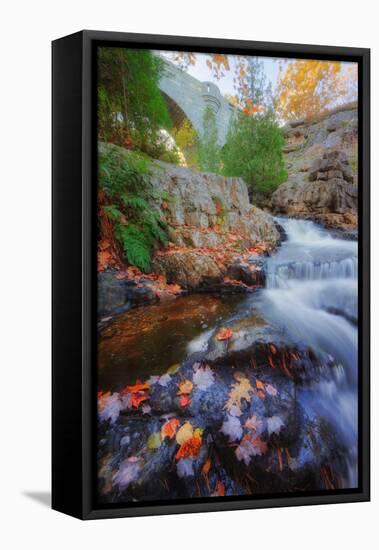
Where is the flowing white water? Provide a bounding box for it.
[260,218,358,486]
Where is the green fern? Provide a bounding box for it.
[99,145,169,271]
[121,194,150,211]
[115,224,152,272]
[104,204,122,221]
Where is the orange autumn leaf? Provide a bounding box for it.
[202,457,211,476]
[256,379,265,391]
[175,434,202,460]
[213,481,225,497]
[179,394,191,407]
[97,390,111,399]
[98,239,111,251]
[216,328,233,341]
[126,382,150,393]
[161,418,180,440]
[131,391,149,408]
[165,283,182,294]
[98,250,112,272]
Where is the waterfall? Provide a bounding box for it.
[258,217,358,487]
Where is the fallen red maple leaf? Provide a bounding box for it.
[179,395,191,407]
[131,391,149,408]
[216,328,233,341]
[161,418,180,440]
[175,434,202,460]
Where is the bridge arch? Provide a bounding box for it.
[159,59,236,146]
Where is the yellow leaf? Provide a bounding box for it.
[224,376,254,412]
[175,422,193,445]
[167,363,181,374]
[147,432,162,450]
[177,379,193,395]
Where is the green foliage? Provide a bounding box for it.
[114,224,152,272]
[248,57,274,110]
[99,146,151,196]
[171,120,199,168]
[222,111,288,197]
[99,146,168,271]
[198,107,221,173]
[98,47,172,157]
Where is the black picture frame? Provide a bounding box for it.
[52,30,370,520]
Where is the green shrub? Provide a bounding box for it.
[198,107,221,173]
[222,110,288,198]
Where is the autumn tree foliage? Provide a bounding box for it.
[277,59,356,121]
[171,119,199,168]
[169,51,253,106]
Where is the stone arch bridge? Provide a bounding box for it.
[159,59,236,146]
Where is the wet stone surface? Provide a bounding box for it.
[97,298,351,503]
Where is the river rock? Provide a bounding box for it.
[98,308,349,502]
[152,251,223,289]
[98,271,158,316]
[227,258,266,287]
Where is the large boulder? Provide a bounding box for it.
[98,310,350,503]
[98,271,158,316]
[152,251,223,289]
[270,150,357,229]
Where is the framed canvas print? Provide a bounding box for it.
[52,30,370,519]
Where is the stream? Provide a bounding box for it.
[256,218,358,486]
[98,217,358,491]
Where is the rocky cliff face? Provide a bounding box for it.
[98,147,280,315]
[150,160,279,248]
[269,104,358,230]
[149,161,279,289]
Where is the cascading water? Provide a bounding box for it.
[258,217,358,486]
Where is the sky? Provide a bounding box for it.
[158,50,357,105]
[159,50,281,97]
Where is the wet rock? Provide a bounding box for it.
[227,258,266,287]
[152,251,223,290]
[274,220,287,242]
[97,306,352,503]
[290,119,306,128]
[98,272,129,316]
[98,272,158,317]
